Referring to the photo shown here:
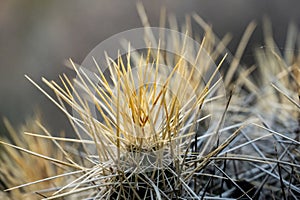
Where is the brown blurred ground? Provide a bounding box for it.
[0,0,299,135]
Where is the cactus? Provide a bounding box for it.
[1,5,300,200]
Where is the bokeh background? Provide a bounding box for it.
[0,0,299,136]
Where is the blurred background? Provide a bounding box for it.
[0,0,299,136]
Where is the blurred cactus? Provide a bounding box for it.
[0,114,67,199]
